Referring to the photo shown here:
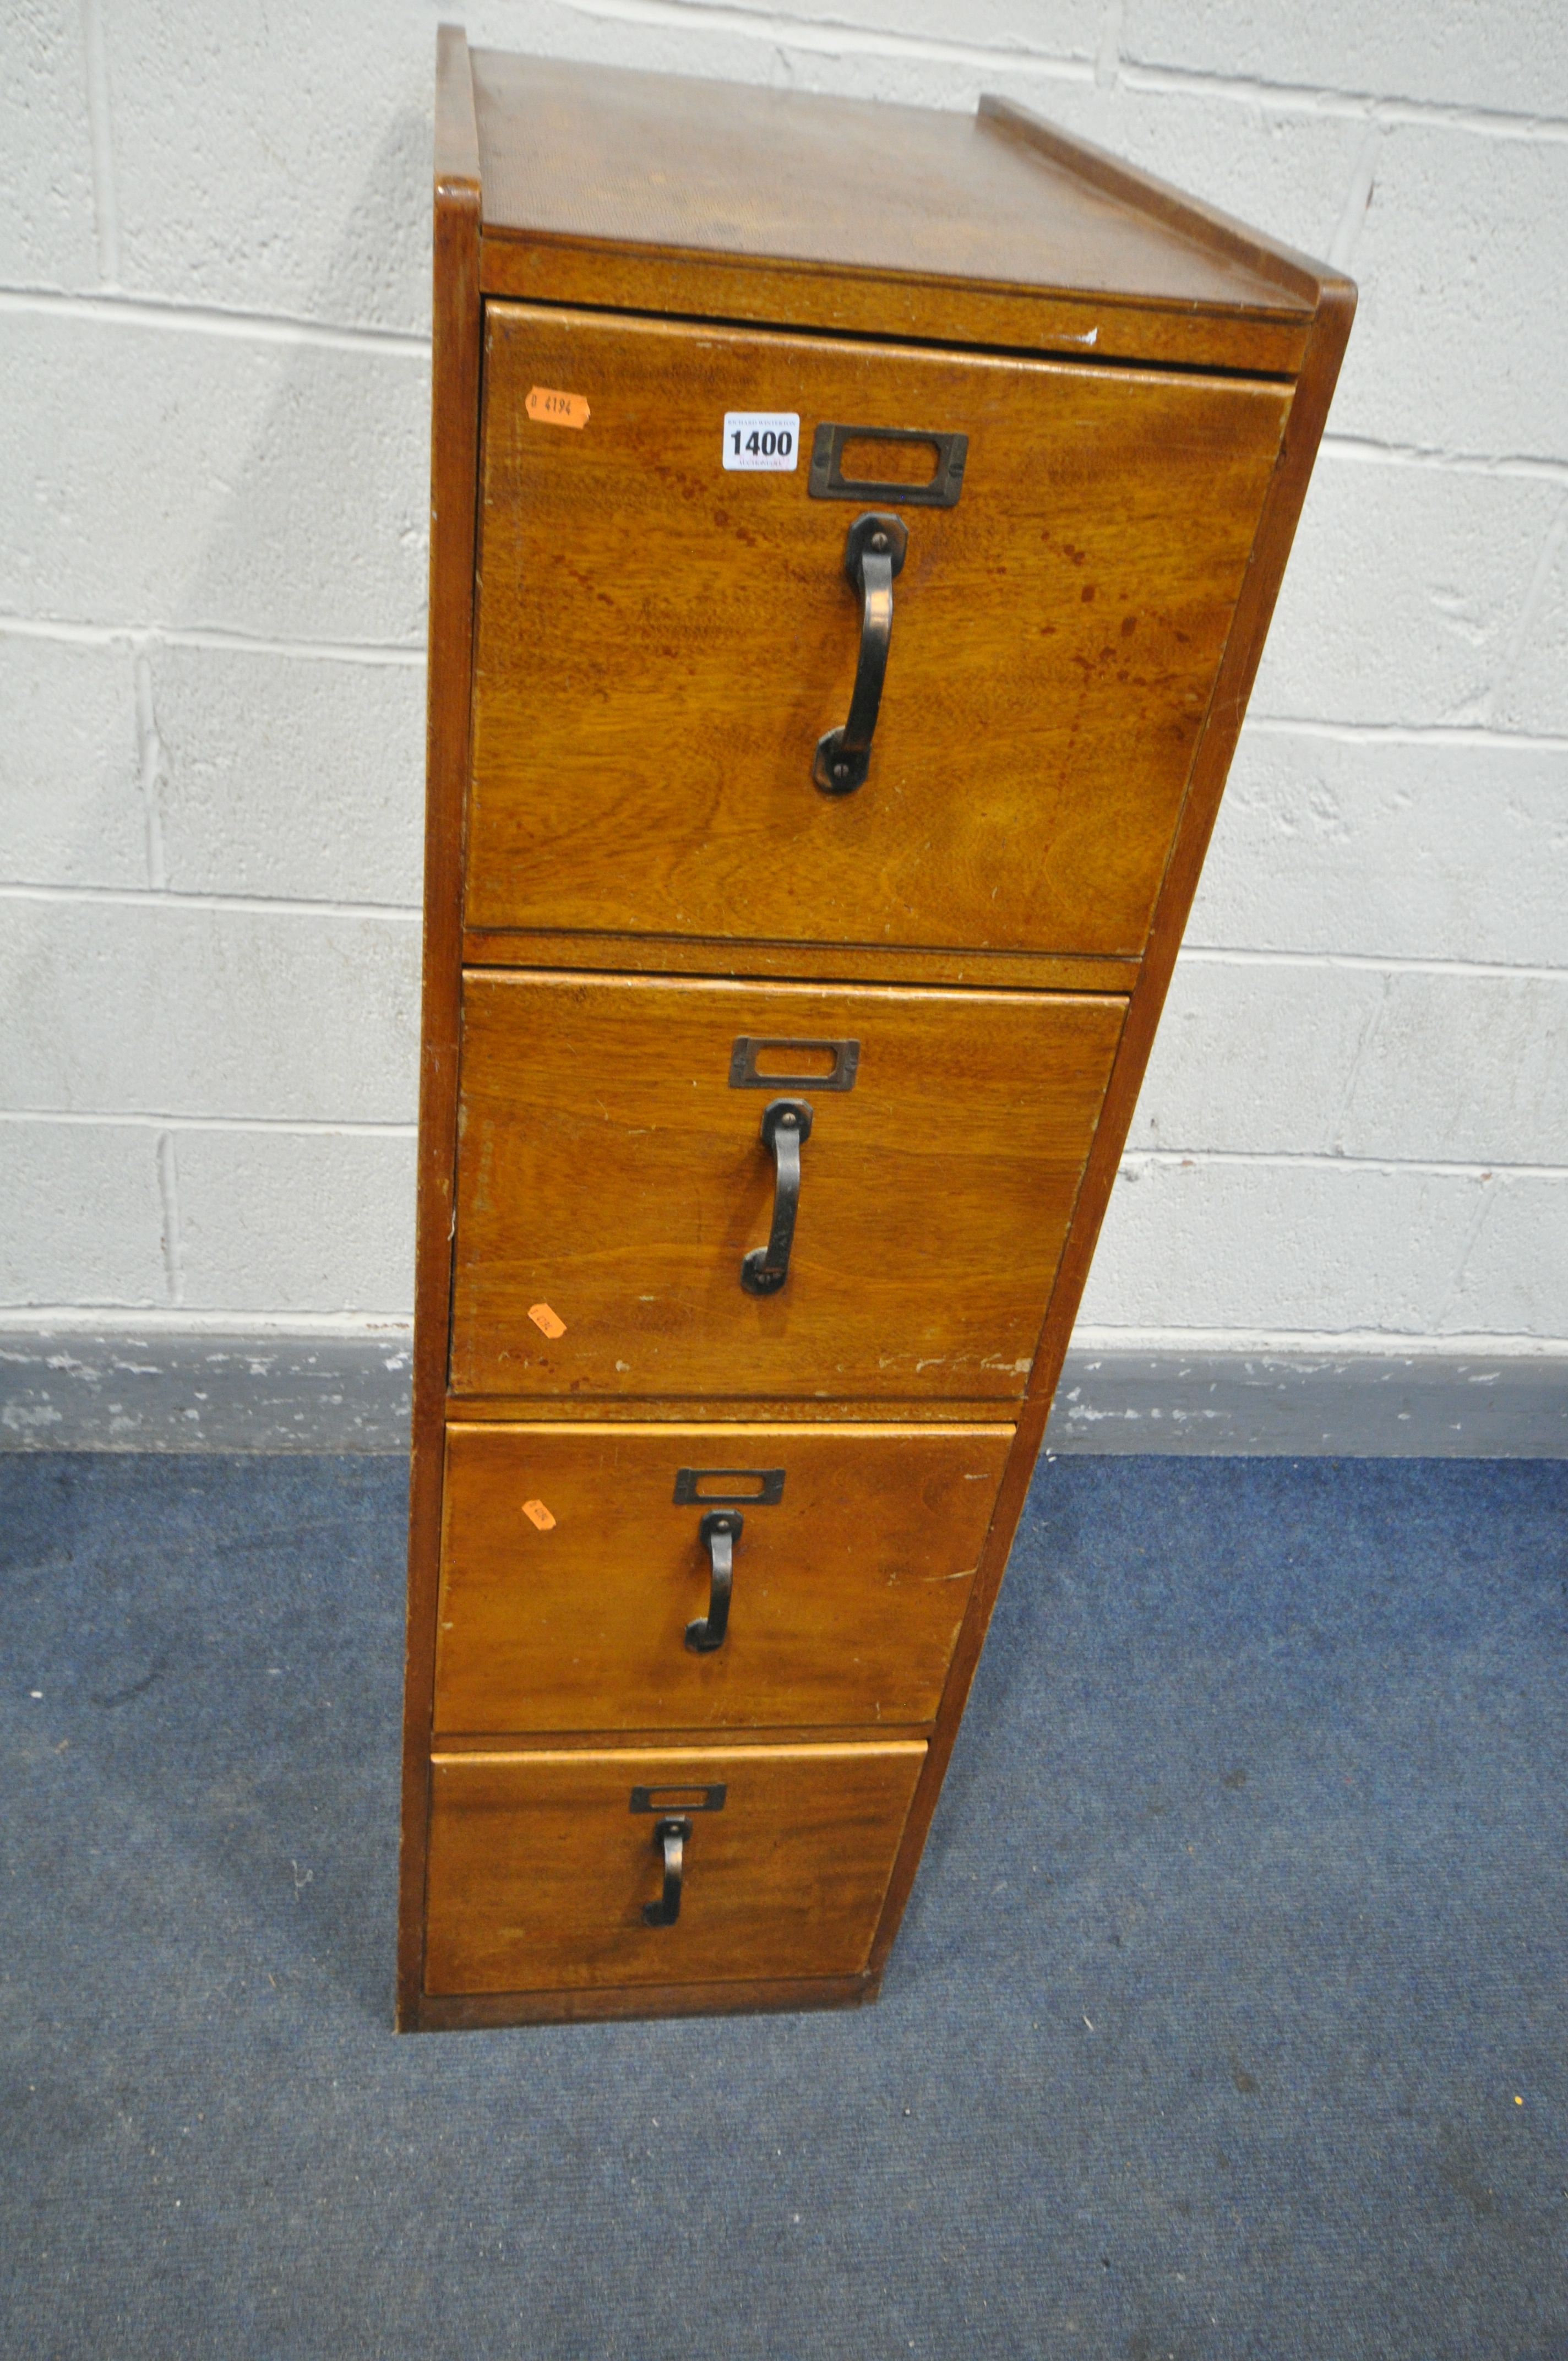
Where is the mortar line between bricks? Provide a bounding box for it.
[0,883,421,922]
[4,884,1563,977]
[1068,1323,1568,1358]
[1095,0,1123,92]
[3,619,1566,746]
[1321,438,1568,484]
[79,0,119,287]
[0,1111,417,1138]
[4,885,1566,978]
[1,303,1562,482]
[549,0,1099,84]
[155,1131,185,1308]
[0,285,429,356]
[1115,60,1568,139]
[1179,949,1568,983]
[0,616,425,664]
[0,1308,415,1337]
[549,0,1568,137]
[132,653,168,890]
[20,1107,1547,1175]
[1243,716,1568,751]
[1119,1150,1568,1179]
[0,1308,1560,1359]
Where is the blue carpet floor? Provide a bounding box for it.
[1,1452,1564,2359]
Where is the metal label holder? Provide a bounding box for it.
[809,422,967,508]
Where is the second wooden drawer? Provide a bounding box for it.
[451,970,1124,1400]
[435,1420,1012,1734]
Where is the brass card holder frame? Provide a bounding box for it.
[809,423,968,508]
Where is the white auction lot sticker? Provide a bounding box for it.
[722,412,801,471]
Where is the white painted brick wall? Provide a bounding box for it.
[172,1128,416,1312]
[1501,525,1568,732]
[1189,734,1568,967]
[2,0,1564,1365]
[147,648,425,905]
[0,1120,167,1305]
[0,312,428,638]
[1135,965,1568,1164]
[1251,463,1560,727]
[0,1,97,290]
[0,900,417,1119]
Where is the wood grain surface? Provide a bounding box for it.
[460,929,1141,999]
[467,306,1289,957]
[397,21,482,2033]
[470,52,1308,313]
[424,1742,926,1993]
[411,1971,876,2030]
[431,1724,933,1753]
[979,96,1326,306]
[402,31,1352,2034]
[450,971,1125,1400]
[434,1421,1013,1733]
[477,240,1311,376]
[444,1394,1013,1426]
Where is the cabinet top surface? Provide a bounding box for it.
[468,50,1315,320]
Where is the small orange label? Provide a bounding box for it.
[528,1302,567,1339]
[525,385,590,430]
[521,1499,556,1531]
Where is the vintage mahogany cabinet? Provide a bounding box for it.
[399,27,1353,2029]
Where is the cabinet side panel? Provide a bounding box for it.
[397,32,483,2032]
[868,279,1356,1977]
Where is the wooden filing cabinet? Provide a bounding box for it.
[398,28,1353,2030]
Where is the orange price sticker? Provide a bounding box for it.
[525,385,591,430]
[528,1302,567,1339]
[521,1499,557,1532]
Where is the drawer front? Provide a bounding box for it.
[450,970,1124,1400]
[434,1421,1013,1735]
[467,303,1288,959]
[424,1743,926,1994]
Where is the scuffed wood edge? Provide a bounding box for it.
[396,24,483,2034]
[476,236,1310,375]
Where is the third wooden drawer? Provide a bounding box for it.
[434,1419,1013,1735]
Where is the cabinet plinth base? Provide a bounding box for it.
[401,1971,879,2033]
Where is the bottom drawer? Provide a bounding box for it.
[424,1742,925,1995]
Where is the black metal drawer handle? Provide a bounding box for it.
[643,1816,691,1927]
[687,1509,742,1653]
[741,1097,813,1296]
[814,511,907,795]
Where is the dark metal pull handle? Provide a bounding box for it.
[643,1816,692,1927]
[741,1097,813,1296]
[687,1509,742,1653]
[814,510,908,795]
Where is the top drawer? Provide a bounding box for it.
[467,304,1288,960]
